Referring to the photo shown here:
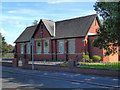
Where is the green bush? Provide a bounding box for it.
[82,55,90,61]
[93,55,101,62]
[60,63,68,66]
[89,59,93,63]
[79,62,86,65]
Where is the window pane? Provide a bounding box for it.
[20,44,24,54]
[59,41,64,54]
[68,40,75,54]
[26,44,30,54]
[36,41,41,54]
[44,40,49,54]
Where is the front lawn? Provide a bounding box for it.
[77,63,120,70]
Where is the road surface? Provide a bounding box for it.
[1,66,119,88]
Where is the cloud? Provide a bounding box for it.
[47,0,78,4]
[8,21,19,25]
[0,16,6,21]
[16,24,24,27]
[8,42,15,46]
[1,0,97,3]
[0,28,8,36]
[8,10,16,13]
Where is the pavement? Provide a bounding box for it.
[1,66,120,88]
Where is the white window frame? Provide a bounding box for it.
[43,40,49,54]
[68,39,75,54]
[58,40,64,54]
[26,43,31,54]
[20,44,24,54]
[36,41,42,54]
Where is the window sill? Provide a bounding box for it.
[26,53,30,55]
[57,53,65,55]
[36,53,41,54]
[68,53,75,54]
[44,53,49,54]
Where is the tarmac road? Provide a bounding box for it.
[1,66,120,89]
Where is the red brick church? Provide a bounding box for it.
[14,14,119,62]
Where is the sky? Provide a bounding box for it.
[0,1,97,46]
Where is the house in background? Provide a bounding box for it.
[14,14,119,62]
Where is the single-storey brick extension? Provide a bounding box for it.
[14,14,119,62]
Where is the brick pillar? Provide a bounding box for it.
[68,60,76,68]
[22,58,28,67]
[13,58,18,67]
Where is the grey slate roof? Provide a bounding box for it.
[14,14,98,43]
[54,14,97,39]
[14,25,37,43]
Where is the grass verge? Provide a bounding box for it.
[77,64,120,70]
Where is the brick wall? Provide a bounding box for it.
[22,64,119,77]
[88,36,103,60]
[88,36,119,62]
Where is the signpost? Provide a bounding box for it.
[30,38,34,70]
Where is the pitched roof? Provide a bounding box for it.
[54,14,97,39]
[14,19,55,43]
[42,19,54,36]
[14,14,99,43]
[14,25,37,43]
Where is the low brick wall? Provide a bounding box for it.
[23,64,120,77]
[1,61,119,77]
[2,62,13,67]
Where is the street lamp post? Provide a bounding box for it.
[30,38,34,70]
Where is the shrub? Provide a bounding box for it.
[60,63,68,66]
[79,62,86,65]
[89,59,93,63]
[93,55,101,62]
[82,55,90,61]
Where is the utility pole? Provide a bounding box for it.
[30,38,34,70]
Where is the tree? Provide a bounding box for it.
[93,2,120,56]
[0,34,14,56]
[2,36,8,55]
[32,20,38,25]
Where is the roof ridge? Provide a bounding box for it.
[55,14,97,23]
[42,19,54,23]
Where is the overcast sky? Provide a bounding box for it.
[0,2,96,46]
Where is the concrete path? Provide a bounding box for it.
[1,66,119,88]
